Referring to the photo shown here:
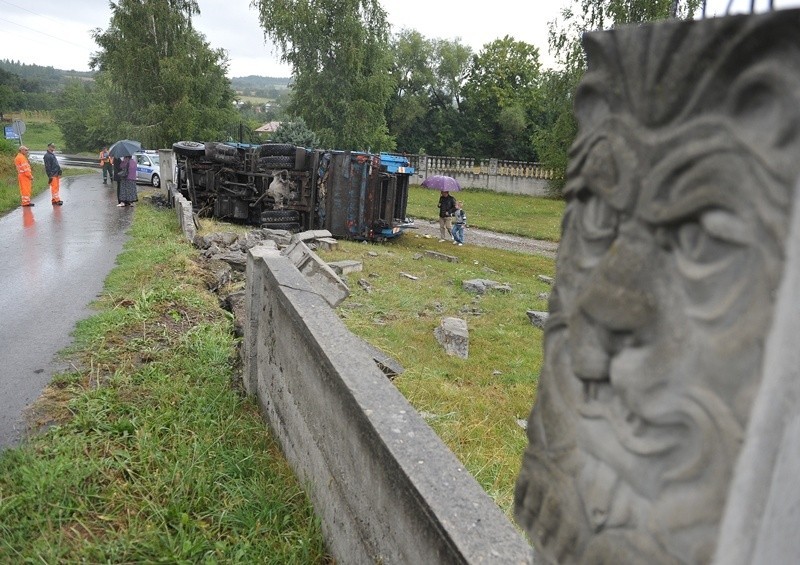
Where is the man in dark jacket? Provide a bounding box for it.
[437,190,457,241]
[43,142,63,205]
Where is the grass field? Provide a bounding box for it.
[0,168,565,559]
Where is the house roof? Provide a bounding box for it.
[255,121,281,133]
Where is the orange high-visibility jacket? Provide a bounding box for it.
[15,152,32,182]
[100,150,111,165]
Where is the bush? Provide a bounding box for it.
[0,138,18,156]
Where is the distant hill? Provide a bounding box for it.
[0,60,94,92]
[231,75,291,91]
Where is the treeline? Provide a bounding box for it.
[1,0,704,187]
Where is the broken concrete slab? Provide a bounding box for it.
[282,240,350,307]
[316,237,338,251]
[526,310,549,329]
[463,279,512,295]
[434,317,469,359]
[292,229,333,243]
[328,260,363,276]
[425,250,459,263]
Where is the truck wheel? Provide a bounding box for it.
[173,141,206,157]
[259,143,295,157]
[261,156,295,168]
[261,210,300,222]
[205,142,239,159]
[261,222,300,231]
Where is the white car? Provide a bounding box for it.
[134,151,160,187]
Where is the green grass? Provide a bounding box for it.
[0,200,328,563]
[0,147,92,215]
[407,185,564,241]
[0,165,562,557]
[319,234,554,517]
[6,111,64,150]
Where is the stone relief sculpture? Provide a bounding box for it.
[514,10,800,564]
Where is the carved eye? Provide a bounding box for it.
[668,209,749,264]
[578,188,618,242]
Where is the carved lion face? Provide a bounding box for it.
[516,10,800,564]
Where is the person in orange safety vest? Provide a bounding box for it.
[15,145,34,207]
[99,146,113,185]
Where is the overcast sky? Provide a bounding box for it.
[0,0,798,78]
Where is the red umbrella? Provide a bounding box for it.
[421,175,461,191]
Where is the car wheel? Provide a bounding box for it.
[152,173,161,188]
[173,141,206,157]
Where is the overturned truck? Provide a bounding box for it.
[172,140,414,242]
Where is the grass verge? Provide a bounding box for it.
[406,185,564,241]
[0,200,328,563]
[319,233,554,518]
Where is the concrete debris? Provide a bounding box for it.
[527,310,549,329]
[358,279,373,293]
[425,250,459,263]
[463,279,512,295]
[282,240,350,307]
[328,260,363,276]
[434,317,469,359]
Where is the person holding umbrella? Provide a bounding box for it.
[117,154,139,207]
[437,190,457,242]
[108,140,142,205]
[421,175,461,242]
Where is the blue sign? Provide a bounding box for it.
[4,125,19,140]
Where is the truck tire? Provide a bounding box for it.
[205,142,238,159]
[259,143,295,157]
[260,222,300,231]
[173,141,206,157]
[261,210,300,222]
[260,155,295,169]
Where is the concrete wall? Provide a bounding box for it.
[166,183,196,242]
[243,245,532,564]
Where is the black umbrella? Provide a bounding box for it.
[109,139,143,158]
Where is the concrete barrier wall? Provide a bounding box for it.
[167,183,196,242]
[243,246,532,564]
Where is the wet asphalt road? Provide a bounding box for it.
[0,173,132,449]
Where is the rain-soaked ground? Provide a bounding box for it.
[0,173,133,449]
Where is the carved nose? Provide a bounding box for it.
[570,234,656,381]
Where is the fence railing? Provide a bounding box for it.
[406,154,557,181]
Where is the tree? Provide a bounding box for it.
[253,0,395,152]
[271,117,320,148]
[54,79,116,152]
[90,0,237,149]
[387,31,472,155]
[461,37,541,160]
[536,0,704,189]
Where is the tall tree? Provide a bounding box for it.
[253,0,394,152]
[535,0,704,189]
[90,0,236,149]
[461,37,541,161]
[387,31,472,155]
